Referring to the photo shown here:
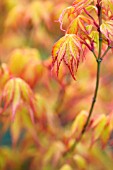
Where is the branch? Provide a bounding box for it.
[63,0,111,155]
[82,0,103,135]
[101,46,111,59]
[82,58,101,134]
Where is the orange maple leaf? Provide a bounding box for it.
[52,34,85,80]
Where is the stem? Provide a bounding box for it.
[82,0,103,134]
[92,51,98,60]
[64,0,110,155]
[101,46,111,59]
[64,53,102,156]
[82,59,101,134]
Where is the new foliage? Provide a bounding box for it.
[0,0,113,170]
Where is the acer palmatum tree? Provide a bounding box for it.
[52,0,113,150]
[1,0,113,169]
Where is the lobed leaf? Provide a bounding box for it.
[67,14,92,34]
[52,34,85,80]
[103,0,113,14]
[72,0,94,11]
[100,20,113,43]
[58,6,76,31]
[0,78,37,122]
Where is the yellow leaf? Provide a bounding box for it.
[10,114,21,146]
[100,124,111,148]
[60,164,72,170]
[72,0,94,11]
[58,6,76,31]
[92,114,107,142]
[67,15,92,34]
[52,34,84,80]
[71,110,88,139]
[73,154,87,169]
[100,20,113,42]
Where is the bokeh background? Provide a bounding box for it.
[0,0,113,170]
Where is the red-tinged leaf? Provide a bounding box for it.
[52,34,85,80]
[28,99,36,123]
[71,110,88,139]
[67,15,92,34]
[103,0,113,14]
[72,0,94,11]
[91,114,106,128]
[58,6,76,31]
[20,79,31,103]
[12,81,21,121]
[1,79,14,113]
[1,78,36,122]
[100,20,113,44]
[91,114,107,143]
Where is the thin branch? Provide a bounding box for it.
[81,0,103,135]
[101,46,111,59]
[92,51,98,60]
[82,58,101,134]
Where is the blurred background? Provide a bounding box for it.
[0,0,113,170]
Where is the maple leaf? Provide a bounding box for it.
[71,110,88,139]
[100,20,113,45]
[91,114,107,144]
[8,48,43,88]
[52,34,85,80]
[58,6,76,32]
[102,0,113,15]
[72,0,94,11]
[58,1,96,32]
[0,78,37,122]
[66,14,92,35]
